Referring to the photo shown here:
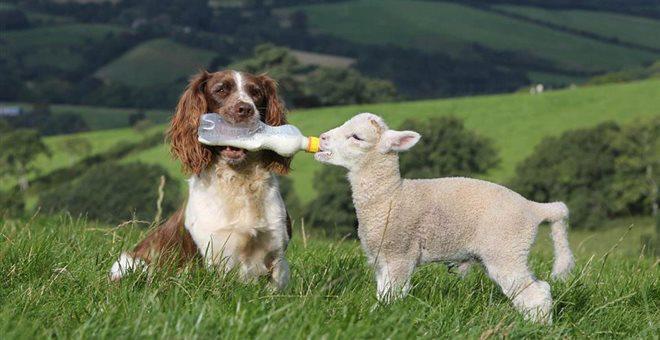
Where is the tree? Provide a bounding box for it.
[128,110,147,126]
[611,117,660,218]
[399,116,499,179]
[232,44,398,107]
[305,166,356,237]
[231,44,310,105]
[0,129,51,191]
[60,137,93,165]
[39,162,182,224]
[306,116,500,235]
[303,67,397,106]
[277,176,302,222]
[511,122,623,227]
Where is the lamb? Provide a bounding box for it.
[314,113,575,324]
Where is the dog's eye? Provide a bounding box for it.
[350,134,363,141]
[217,84,230,93]
[247,86,260,97]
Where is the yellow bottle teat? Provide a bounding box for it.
[306,136,320,153]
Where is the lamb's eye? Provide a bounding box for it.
[350,134,363,141]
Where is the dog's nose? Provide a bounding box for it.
[235,102,254,118]
[320,133,329,141]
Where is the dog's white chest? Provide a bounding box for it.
[184,171,272,266]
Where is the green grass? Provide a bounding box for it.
[0,214,657,338]
[95,38,217,87]
[1,23,124,73]
[28,126,165,186]
[293,0,659,75]
[33,78,660,203]
[496,5,660,50]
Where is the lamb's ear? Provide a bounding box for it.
[378,130,421,153]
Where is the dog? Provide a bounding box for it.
[109,70,292,290]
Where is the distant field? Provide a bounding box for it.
[293,0,659,76]
[31,126,164,181]
[2,23,124,73]
[3,102,170,131]
[35,79,660,203]
[0,214,656,338]
[496,5,660,50]
[95,38,217,87]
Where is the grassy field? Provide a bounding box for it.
[95,38,217,87]
[293,0,659,75]
[30,126,165,184]
[2,23,124,73]
[0,214,656,338]
[496,5,660,50]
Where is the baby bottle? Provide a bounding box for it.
[197,113,319,157]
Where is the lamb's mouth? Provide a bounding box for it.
[220,145,247,163]
[314,150,332,162]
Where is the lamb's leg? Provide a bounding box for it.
[375,259,415,303]
[268,256,290,291]
[482,256,553,324]
[448,260,474,278]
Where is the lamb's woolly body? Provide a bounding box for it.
[318,113,575,324]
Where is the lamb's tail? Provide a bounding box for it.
[536,201,574,280]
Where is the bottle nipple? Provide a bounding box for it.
[306,136,320,153]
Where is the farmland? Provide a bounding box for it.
[95,38,218,88]
[292,0,660,81]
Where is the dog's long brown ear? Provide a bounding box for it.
[168,70,212,175]
[259,74,291,175]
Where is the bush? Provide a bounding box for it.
[303,67,397,106]
[306,116,500,235]
[305,166,356,237]
[0,189,25,218]
[511,118,660,228]
[277,176,302,223]
[128,111,147,126]
[399,116,500,179]
[39,162,181,225]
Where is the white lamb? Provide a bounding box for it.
[315,113,574,324]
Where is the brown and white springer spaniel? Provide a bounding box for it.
[109,70,292,290]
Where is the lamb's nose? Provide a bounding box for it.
[235,102,254,117]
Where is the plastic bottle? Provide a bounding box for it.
[197,113,319,157]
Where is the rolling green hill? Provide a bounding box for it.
[2,23,124,73]
[495,5,660,50]
[292,0,660,81]
[94,38,217,87]
[36,78,660,203]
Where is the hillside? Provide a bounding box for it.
[95,38,218,88]
[35,79,660,203]
[2,23,124,74]
[495,5,660,50]
[293,0,660,84]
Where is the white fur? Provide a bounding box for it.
[233,71,257,112]
[109,252,147,281]
[185,163,290,289]
[316,113,575,324]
